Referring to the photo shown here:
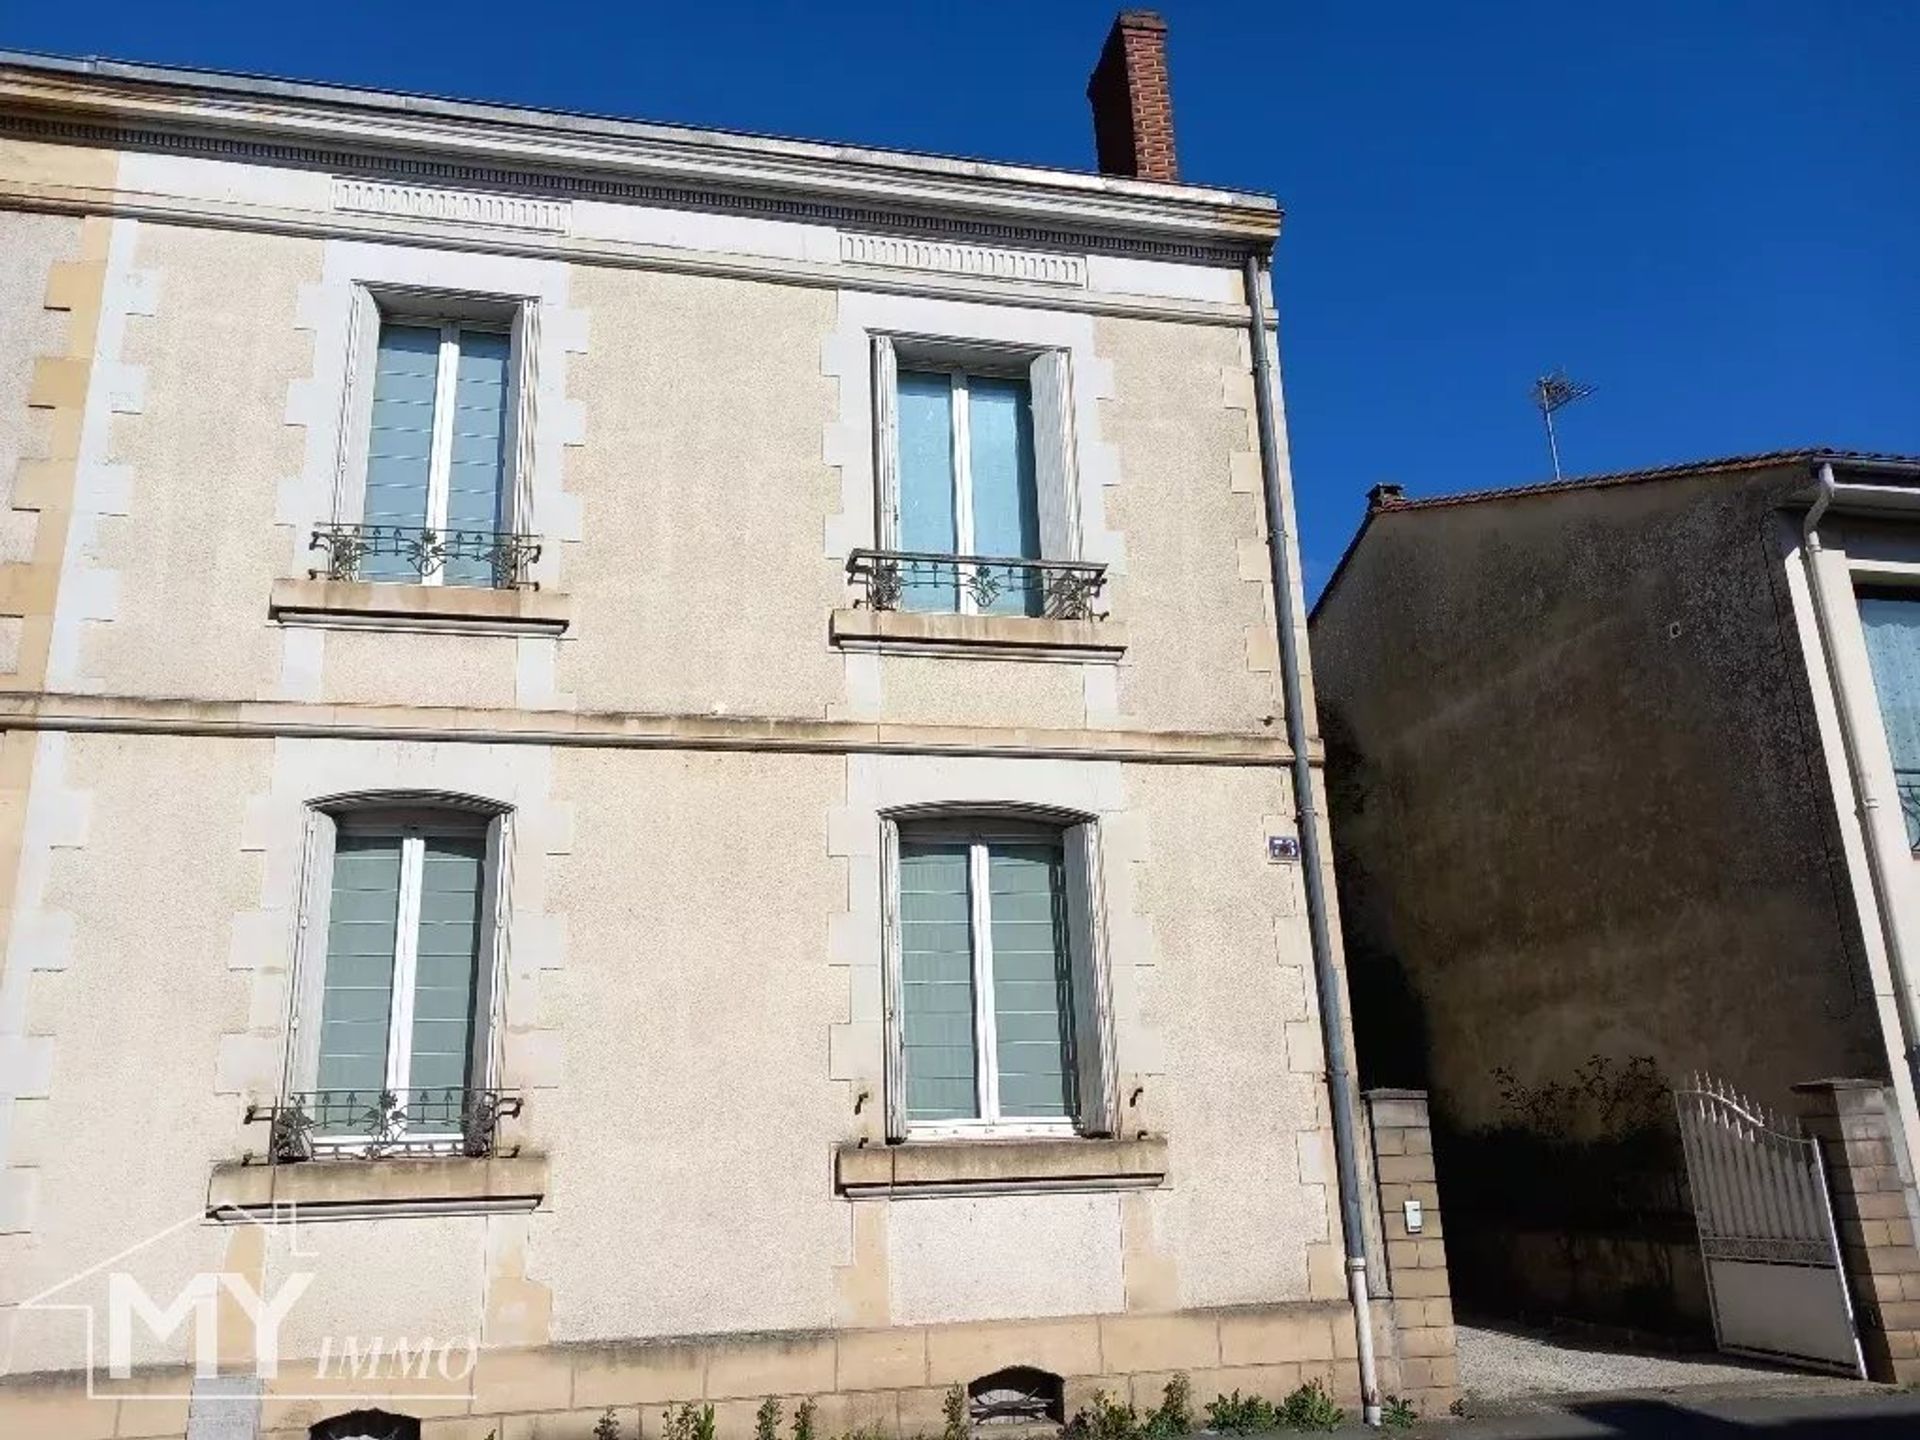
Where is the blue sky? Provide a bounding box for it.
[5,0,1915,593]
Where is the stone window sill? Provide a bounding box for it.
[207,1153,548,1221]
[269,578,571,636]
[835,1136,1167,1198]
[829,608,1126,662]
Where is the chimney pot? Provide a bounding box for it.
[1087,10,1179,182]
[1367,483,1407,510]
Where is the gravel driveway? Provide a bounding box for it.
[1455,1322,1829,1401]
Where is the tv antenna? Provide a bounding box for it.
[1532,371,1594,481]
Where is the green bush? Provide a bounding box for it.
[662,1402,717,1440]
[942,1382,969,1440]
[1278,1380,1344,1433]
[1203,1390,1279,1434]
[1068,1372,1195,1440]
[756,1398,783,1440]
[1381,1395,1417,1429]
[792,1399,817,1440]
[593,1413,623,1440]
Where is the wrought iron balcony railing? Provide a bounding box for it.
[846,549,1108,621]
[308,523,542,589]
[245,1087,523,1163]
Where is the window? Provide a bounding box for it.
[290,800,508,1151]
[871,337,1080,617]
[1858,589,1920,847]
[320,289,538,590]
[361,318,511,585]
[881,813,1115,1139]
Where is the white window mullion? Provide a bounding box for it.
[951,372,978,615]
[386,833,426,1124]
[969,838,1000,1124]
[422,323,462,585]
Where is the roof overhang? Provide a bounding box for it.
[0,52,1282,261]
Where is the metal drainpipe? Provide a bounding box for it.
[1801,462,1920,1101]
[1243,252,1383,1427]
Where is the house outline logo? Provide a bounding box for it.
[6,1203,480,1403]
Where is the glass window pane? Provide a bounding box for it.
[966,375,1042,616]
[316,834,402,1107]
[899,838,977,1120]
[896,370,960,612]
[361,324,441,582]
[1859,591,1920,847]
[987,840,1074,1119]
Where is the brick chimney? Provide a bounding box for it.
[1087,11,1178,182]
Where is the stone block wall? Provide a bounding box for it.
[1794,1078,1920,1383]
[1364,1089,1458,1418]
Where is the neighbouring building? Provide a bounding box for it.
[0,15,1456,1439]
[1311,450,1920,1365]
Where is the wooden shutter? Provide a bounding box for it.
[288,809,338,1094]
[507,300,540,535]
[1063,820,1117,1136]
[880,816,909,1142]
[871,335,901,550]
[1030,349,1080,562]
[470,813,512,1091]
[335,286,383,523]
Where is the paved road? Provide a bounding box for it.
[1408,1388,1920,1437]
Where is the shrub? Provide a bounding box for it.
[1144,1373,1192,1439]
[1278,1380,1344,1433]
[593,1410,624,1440]
[1381,1395,1417,1429]
[663,1403,717,1440]
[943,1382,969,1440]
[792,1398,817,1440]
[756,1399,783,1440]
[1204,1390,1279,1435]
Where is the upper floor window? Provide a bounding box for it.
[266,798,517,1160]
[855,337,1107,621]
[881,812,1116,1140]
[311,290,541,591]
[1857,588,1920,848]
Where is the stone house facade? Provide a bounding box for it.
[0,16,1453,1437]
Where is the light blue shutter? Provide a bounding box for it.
[315,835,403,1120]
[896,370,958,612]
[441,329,511,586]
[408,835,486,1108]
[898,838,978,1121]
[987,840,1075,1119]
[966,375,1042,615]
[1859,593,1920,848]
[361,324,441,582]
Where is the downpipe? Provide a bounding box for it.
[1800,464,1920,1105]
[1243,253,1383,1427]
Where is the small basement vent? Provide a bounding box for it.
[969,1366,1065,1426]
[310,1413,421,1440]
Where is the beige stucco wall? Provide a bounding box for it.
[2,736,1332,1377]
[0,127,1360,1428]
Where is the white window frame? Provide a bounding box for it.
[881,810,1116,1143]
[335,285,540,581]
[287,798,511,1154]
[872,334,1081,615]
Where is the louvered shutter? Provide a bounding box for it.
[1030,350,1080,563]
[880,817,909,1142]
[871,335,901,550]
[1063,821,1117,1136]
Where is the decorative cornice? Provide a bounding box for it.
[840,233,1086,287]
[0,60,1279,263]
[332,177,569,233]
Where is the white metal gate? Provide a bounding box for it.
[1675,1075,1864,1376]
